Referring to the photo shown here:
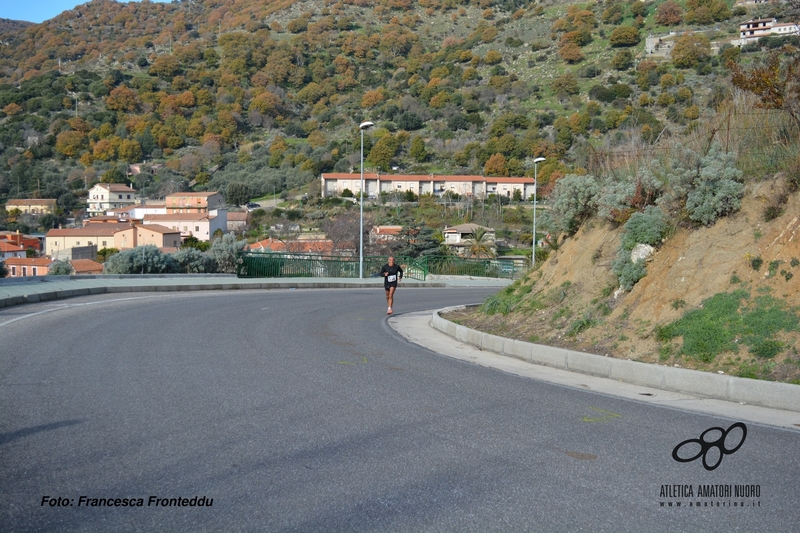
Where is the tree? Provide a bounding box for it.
[226,182,252,206]
[558,42,584,63]
[105,85,140,112]
[671,34,711,69]
[612,49,634,70]
[729,52,800,128]
[656,1,684,26]
[463,227,496,258]
[551,73,580,95]
[609,26,641,47]
[410,136,428,162]
[484,153,508,176]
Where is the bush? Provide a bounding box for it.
[48,259,73,275]
[657,143,744,226]
[548,174,601,233]
[621,206,668,250]
[104,246,178,274]
[173,247,217,273]
[611,249,648,291]
[209,233,246,274]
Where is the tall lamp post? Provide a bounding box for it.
[359,120,374,279]
[532,157,546,269]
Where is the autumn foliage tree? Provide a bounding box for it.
[729,52,800,128]
[671,34,711,68]
[656,0,684,26]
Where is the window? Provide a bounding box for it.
[32,267,38,276]
[118,194,123,199]
[11,266,16,276]
[195,226,200,232]
[127,195,131,199]
[102,241,107,246]
[183,226,188,232]
[76,241,80,246]
[22,266,27,276]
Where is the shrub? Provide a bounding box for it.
[48,259,73,275]
[209,233,246,274]
[173,248,217,273]
[609,26,640,47]
[657,143,744,226]
[611,249,648,291]
[548,174,601,233]
[621,206,668,250]
[104,246,178,274]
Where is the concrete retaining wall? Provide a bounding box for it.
[432,306,800,412]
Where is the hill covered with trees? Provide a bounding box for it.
[0,0,797,236]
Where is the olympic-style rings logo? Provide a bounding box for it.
[671,422,747,471]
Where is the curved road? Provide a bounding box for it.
[1,288,798,532]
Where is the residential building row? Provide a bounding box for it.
[320,173,537,200]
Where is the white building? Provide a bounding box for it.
[320,173,537,200]
[87,183,138,217]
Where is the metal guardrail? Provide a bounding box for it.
[237,252,525,280]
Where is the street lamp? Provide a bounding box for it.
[532,157,546,269]
[359,120,374,279]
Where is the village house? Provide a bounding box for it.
[442,223,496,257]
[87,183,138,217]
[4,257,55,278]
[114,224,182,250]
[0,231,42,253]
[45,222,134,259]
[165,192,224,214]
[0,240,27,260]
[142,212,227,241]
[227,211,249,232]
[67,259,105,275]
[248,237,336,254]
[5,198,57,215]
[369,226,404,246]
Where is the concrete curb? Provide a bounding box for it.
[0,280,442,309]
[432,305,800,412]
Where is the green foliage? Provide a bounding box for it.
[750,256,763,271]
[567,311,597,336]
[480,283,523,316]
[172,247,217,273]
[226,182,252,206]
[621,206,668,250]
[657,143,744,226]
[548,174,601,233]
[48,259,73,275]
[209,233,245,274]
[657,290,799,363]
[104,245,178,274]
[611,250,648,291]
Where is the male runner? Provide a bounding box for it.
[380,256,403,315]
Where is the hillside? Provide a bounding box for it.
[0,0,797,237]
[448,173,800,384]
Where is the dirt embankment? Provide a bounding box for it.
[447,178,800,383]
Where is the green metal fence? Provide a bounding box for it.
[237,252,526,280]
[237,252,427,280]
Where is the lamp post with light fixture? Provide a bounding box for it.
[532,157,546,269]
[359,120,374,279]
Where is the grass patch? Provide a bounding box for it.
[567,311,597,337]
[657,290,800,364]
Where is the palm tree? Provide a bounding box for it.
[463,227,496,258]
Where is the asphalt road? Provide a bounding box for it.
[1,288,798,532]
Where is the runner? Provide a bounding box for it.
[380,256,403,315]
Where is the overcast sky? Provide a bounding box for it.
[2,1,170,25]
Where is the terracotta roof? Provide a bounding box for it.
[46,223,134,237]
[4,257,55,266]
[6,199,57,206]
[227,212,249,221]
[371,225,403,235]
[444,223,494,233]
[165,192,220,198]
[143,214,211,222]
[70,259,104,273]
[139,224,181,235]
[0,241,25,252]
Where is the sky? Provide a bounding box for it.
[1,0,170,25]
